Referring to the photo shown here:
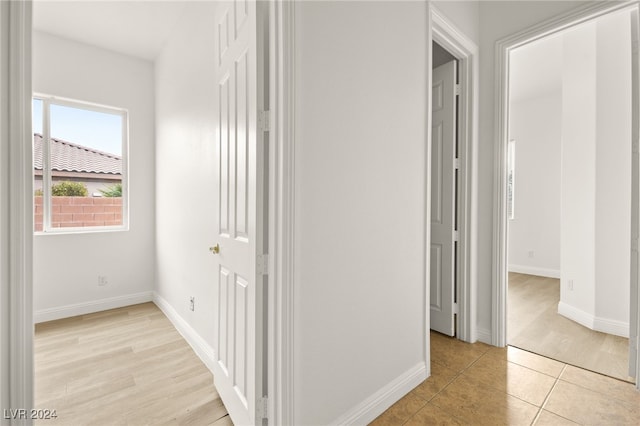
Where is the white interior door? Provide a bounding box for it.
[430,60,457,336]
[629,8,639,382]
[212,1,264,424]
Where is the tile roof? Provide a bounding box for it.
[33,133,122,175]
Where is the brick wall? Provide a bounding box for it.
[34,196,123,231]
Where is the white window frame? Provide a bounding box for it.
[34,94,129,234]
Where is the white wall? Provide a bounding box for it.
[560,22,598,320]
[559,14,632,336]
[293,1,429,424]
[508,33,563,278]
[32,32,156,320]
[0,0,10,411]
[594,11,631,328]
[508,94,562,277]
[154,1,218,355]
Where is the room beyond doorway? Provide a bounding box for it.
[503,5,636,383]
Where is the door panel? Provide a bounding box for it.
[430,60,457,336]
[213,1,262,424]
[220,74,231,235]
[432,122,443,223]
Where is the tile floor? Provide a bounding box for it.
[370,331,640,425]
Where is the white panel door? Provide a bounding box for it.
[213,1,264,424]
[430,60,457,336]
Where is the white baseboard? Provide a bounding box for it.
[476,327,492,345]
[152,292,216,372]
[558,301,629,338]
[558,301,593,329]
[508,264,560,279]
[593,316,629,338]
[332,362,427,426]
[34,291,153,323]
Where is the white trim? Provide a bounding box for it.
[630,5,640,388]
[492,1,640,349]
[425,0,434,372]
[429,4,479,344]
[1,0,33,420]
[508,265,560,279]
[476,327,492,345]
[34,292,153,324]
[1,0,10,411]
[153,293,216,373]
[594,317,630,338]
[557,302,595,331]
[268,1,295,424]
[558,302,630,338]
[331,362,428,426]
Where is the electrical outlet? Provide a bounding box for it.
[528,251,534,258]
[98,276,108,286]
[568,279,574,291]
[189,296,195,311]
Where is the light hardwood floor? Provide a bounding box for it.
[371,331,640,425]
[508,272,632,382]
[34,302,232,425]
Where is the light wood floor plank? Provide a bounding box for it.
[508,272,633,382]
[35,302,232,425]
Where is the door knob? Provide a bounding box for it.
[209,244,220,254]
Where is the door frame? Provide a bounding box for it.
[1,0,34,419]
[267,0,295,424]
[492,0,640,388]
[3,1,295,424]
[428,4,479,344]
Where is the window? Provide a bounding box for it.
[507,139,516,220]
[33,96,128,232]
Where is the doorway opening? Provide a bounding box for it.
[427,5,479,352]
[430,40,459,338]
[507,13,633,382]
[494,1,640,388]
[28,1,274,423]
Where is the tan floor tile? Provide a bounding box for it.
[430,375,539,425]
[410,362,459,402]
[545,380,640,425]
[370,392,427,426]
[486,346,566,378]
[534,410,580,426]
[430,332,490,373]
[559,364,640,406]
[462,353,556,406]
[404,403,464,426]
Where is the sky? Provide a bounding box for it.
[33,99,123,156]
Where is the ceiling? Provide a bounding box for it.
[33,0,189,61]
[509,32,564,103]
